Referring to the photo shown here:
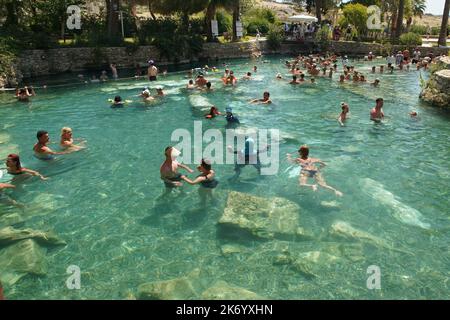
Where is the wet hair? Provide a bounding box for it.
[263,91,270,97]
[201,158,212,171]
[376,98,384,103]
[19,88,26,94]
[7,154,21,170]
[164,146,173,156]
[189,79,193,84]
[61,127,72,135]
[299,145,309,158]
[247,72,251,76]
[37,130,48,140]
[292,75,297,81]
[114,95,122,102]
[206,82,212,88]
[300,74,305,79]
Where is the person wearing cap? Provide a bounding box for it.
[140,88,154,103]
[225,107,240,126]
[148,60,158,81]
[160,146,193,188]
[337,102,350,126]
[227,137,269,179]
[195,73,208,88]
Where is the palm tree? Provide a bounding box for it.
[438,0,450,47]
[394,0,405,42]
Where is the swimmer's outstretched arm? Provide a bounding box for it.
[0,183,15,189]
[22,168,47,181]
[286,153,299,164]
[178,163,194,173]
[180,175,205,185]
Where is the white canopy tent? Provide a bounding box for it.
[286,15,318,23]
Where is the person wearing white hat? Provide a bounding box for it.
[160,146,193,188]
[148,60,158,81]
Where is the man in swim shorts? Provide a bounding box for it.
[148,60,158,81]
[33,130,67,160]
[160,146,193,188]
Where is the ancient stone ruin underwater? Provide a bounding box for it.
[0,56,449,299]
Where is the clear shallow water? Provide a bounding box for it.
[0,56,449,299]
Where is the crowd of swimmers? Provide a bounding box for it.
[6,48,442,201]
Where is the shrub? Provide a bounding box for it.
[341,3,369,38]
[410,24,428,35]
[266,24,284,50]
[315,25,331,50]
[246,17,271,34]
[216,9,232,34]
[399,32,422,46]
[243,8,278,35]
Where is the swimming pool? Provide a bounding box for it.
[0,56,449,299]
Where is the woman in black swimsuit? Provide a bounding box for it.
[181,159,218,203]
[5,154,47,180]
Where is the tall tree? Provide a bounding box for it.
[106,0,121,41]
[205,0,233,41]
[232,0,240,41]
[438,0,450,46]
[394,0,405,42]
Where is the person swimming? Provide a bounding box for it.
[33,130,67,160]
[111,95,124,108]
[287,145,343,196]
[205,106,221,119]
[15,86,35,102]
[160,146,193,188]
[250,91,272,104]
[140,88,155,103]
[5,154,47,180]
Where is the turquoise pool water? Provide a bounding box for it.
[0,56,449,299]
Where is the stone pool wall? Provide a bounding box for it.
[1,40,448,86]
[420,56,450,108]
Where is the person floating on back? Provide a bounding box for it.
[287,145,343,197]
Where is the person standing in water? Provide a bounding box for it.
[160,146,193,188]
[338,102,349,126]
[181,159,218,202]
[60,127,86,152]
[33,130,68,160]
[370,98,384,122]
[287,145,343,196]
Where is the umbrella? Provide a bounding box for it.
[287,15,318,23]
